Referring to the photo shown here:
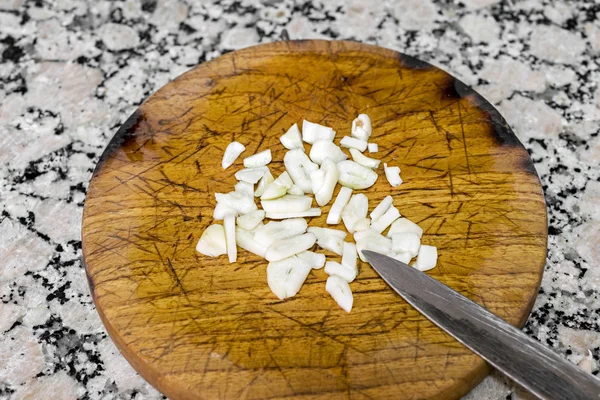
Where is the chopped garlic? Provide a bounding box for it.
[287,184,304,195]
[351,114,372,141]
[349,148,381,169]
[196,224,227,257]
[314,158,339,206]
[224,214,237,263]
[325,261,357,282]
[370,206,400,234]
[341,193,368,233]
[310,169,325,194]
[261,172,293,200]
[414,245,437,271]
[367,143,378,153]
[277,171,293,186]
[280,123,303,150]
[391,232,420,258]
[326,186,352,224]
[265,232,317,262]
[254,218,307,247]
[340,136,368,152]
[302,120,335,144]
[213,202,236,220]
[236,227,266,258]
[314,234,344,255]
[370,196,393,221]
[337,160,378,190]
[384,163,402,187]
[222,141,245,170]
[261,195,312,213]
[387,218,423,238]
[297,251,326,269]
[309,139,347,164]
[284,149,319,193]
[355,230,392,261]
[235,167,267,183]
[307,226,347,240]
[341,242,357,271]
[352,217,371,232]
[215,191,257,215]
[390,251,411,264]
[243,149,271,168]
[267,256,313,299]
[236,210,265,231]
[326,275,353,312]
[266,208,322,219]
[254,169,274,197]
[234,181,254,197]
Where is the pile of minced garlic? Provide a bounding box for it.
[196,115,437,312]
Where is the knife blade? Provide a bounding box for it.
[362,250,600,400]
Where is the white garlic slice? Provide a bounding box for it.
[351,114,372,141]
[324,261,357,283]
[309,139,347,164]
[222,141,245,169]
[287,184,304,195]
[236,210,265,231]
[234,181,254,197]
[326,275,353,312]
[215,191,257,215]
[267,256,313,299]
[349,148,381,169]
[261,171,294,200]
[243,149,272,168]
[341,193,368,233]
[387,218,424,238]
[265,232,317,262]
[235,166,267,184]
[326,186,352,224]
[284,149,319,193]
[341,241,357,271]
[224,214,237,263]
[391,232,421,258]
[254,218,307,247]
[390,251,412,264]
[261,195,312,213]
[314,158,340,207]
[337,160,378,190]
[280,123,303,150]
[254,168,274,197]
[196,224,227,257]
[340,136,368,152]
[384,163,402,187]
[414,245,437,271]
[296,251,326,270]
[235,227,266,258]
[370,195,393,221]
[266,208,322,219]
[302,120,335,144]
[370,206,400,234]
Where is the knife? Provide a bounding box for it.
[362,250,600,400]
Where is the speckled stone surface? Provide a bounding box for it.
[1,0,599,399]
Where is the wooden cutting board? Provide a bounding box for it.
[82,40,547,400]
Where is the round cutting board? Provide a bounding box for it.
[82,40,547,400]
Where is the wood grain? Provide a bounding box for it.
[82,40,547,400]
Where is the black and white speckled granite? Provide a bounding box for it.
[1,0,599,399]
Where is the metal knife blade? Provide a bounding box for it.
[362,250,600,400]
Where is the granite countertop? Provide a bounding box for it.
[1,0,599,399]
